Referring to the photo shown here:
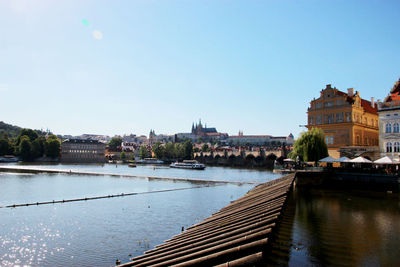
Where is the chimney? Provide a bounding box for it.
[326,84,332,89]
[347,88,354,97]
[371,97,375,108]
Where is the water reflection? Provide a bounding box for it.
[288,188,400,266]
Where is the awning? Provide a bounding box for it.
[373,156,396,164]
[319,156,336,162]
[350,156,372,163]
[334,156,351,163]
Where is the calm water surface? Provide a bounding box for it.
[269,188,400,266]
[0,163,276,267]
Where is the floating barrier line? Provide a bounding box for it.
[0,185,215,209]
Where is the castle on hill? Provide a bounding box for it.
[191,119,218,136]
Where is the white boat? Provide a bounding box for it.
[136,158,164,165]
[170,160,206,170]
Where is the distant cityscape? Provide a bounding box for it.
[1,78,399,166]
[58,119,294,147]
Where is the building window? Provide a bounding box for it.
[336,113,344,123]
[325,136,333,145]
[386,142,393,153]
[395,142,400,153]
[325,114,334,124]
[356,135,360,145]
[386,123,392,133]
[325,101,334,107]
[316,115,322,125]
[394,123,399,133]
[346,113,351,122]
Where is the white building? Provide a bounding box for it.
[378,79,400,159]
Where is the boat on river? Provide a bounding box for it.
[170,160,206,170]
[136,158,164,165]
[0,156,18,163]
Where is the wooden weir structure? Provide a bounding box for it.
[121,173,295,266]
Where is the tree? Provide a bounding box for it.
[45,137,61,158]
[108,137,122,151]
[31,136,46,158]
[201,143,209,152]
[164,142,175,159]
[289,128,328,163]
[152,142,165,159]
[139,145,150,159]
[19,135,32,161]
[0,138,10,156]
[0,134,15,156]
[174,143,184,159]
[16,129,38,145]
[183,140,193,160]
[120,151,127,160]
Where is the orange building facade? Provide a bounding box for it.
[307,84,379,156]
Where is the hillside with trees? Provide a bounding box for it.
[0,121,21,138]
[0,122,61,161]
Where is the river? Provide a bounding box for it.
[1,163,399,266]
[0,163,277,267]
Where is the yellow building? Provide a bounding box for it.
[307,84,379,158]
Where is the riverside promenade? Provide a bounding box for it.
[121,173,295,266]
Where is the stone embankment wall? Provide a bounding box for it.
[295,170,400,193]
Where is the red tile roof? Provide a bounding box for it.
[385,79,400,103]
[361,99,377,114]
[336,89,377,114]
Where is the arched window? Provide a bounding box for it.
[394,123,399,133]
[386,142,393,153]
[386,123,392,133]
[395,142,400,153]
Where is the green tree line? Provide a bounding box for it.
[0,128,61,161]
[148,140,194,160]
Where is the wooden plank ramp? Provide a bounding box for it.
[120,173,295,267]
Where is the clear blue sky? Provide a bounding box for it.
[1,0,399,138]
